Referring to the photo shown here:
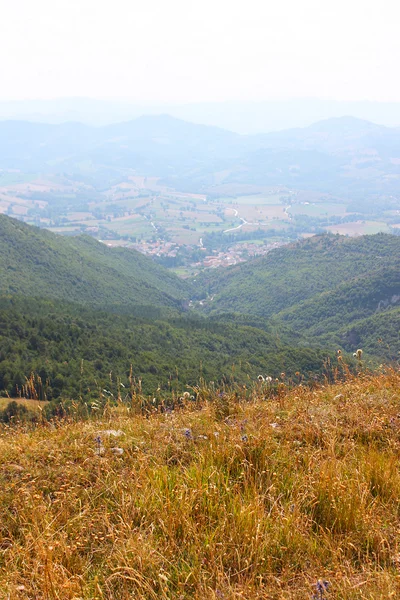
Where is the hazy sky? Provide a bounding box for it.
[1,0,400,103]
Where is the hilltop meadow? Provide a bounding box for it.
[2,366,400,599]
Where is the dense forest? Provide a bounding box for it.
[194,233,400,317]
[0,295,332,406]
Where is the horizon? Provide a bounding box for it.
[0,96,399,134]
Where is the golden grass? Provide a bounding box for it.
[0,398,48,410]
[1,369,400,598]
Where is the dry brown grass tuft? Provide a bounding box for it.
[1,369,400,598]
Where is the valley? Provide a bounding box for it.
[0,214,398,408]
[0,114,399,406]
[3,5,400,597]
[0,115,399,274]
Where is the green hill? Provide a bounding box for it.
[1,218,397,402]
[194,233,400,361]
[336,307,400,361]
[0,214,190,311]
[195,233,400,317]
[274,266,399,335]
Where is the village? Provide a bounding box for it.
[129,237,284,270]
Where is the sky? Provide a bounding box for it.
[1,0,400,104]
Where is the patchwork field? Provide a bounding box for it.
[0,170,397,261]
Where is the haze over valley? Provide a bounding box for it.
[1,113,399,274]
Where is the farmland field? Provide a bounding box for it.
[289,202,350,217]
[0,169,397,268]
[326,221,391,235]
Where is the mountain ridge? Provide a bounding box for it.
[1,113,398,196]
[0,214,191,311]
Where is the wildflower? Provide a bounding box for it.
[257,375,265,382]
[182,391,190,399]
[356,348,363,359]
[94,436,105,456]
[312,579,330,599]
[183,428,193,440]
[241,434,248,442]
[265,376,273,382]
[337,349,341,355]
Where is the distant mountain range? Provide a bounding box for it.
[1,97,400,133]
[1,114,400,198]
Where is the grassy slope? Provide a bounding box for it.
[2,369,400,598]
[0,214,190,310]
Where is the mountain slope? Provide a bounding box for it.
[275,266,400,336]
[0,116,244,172]
[194,233,400,362]
[0,214,190,310]
[0,295,332,399]
[195,233,400,318]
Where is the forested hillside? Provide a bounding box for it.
[0,214,190,310]
[0,296,331,403]
[194,233,400,363]
[272,266,400,354]
[196,233,400,317]
[1,218,398,406]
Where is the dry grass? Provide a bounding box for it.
[1,369,400,599]
[0,398,48,410]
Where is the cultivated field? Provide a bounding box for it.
[0,171,397,254]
